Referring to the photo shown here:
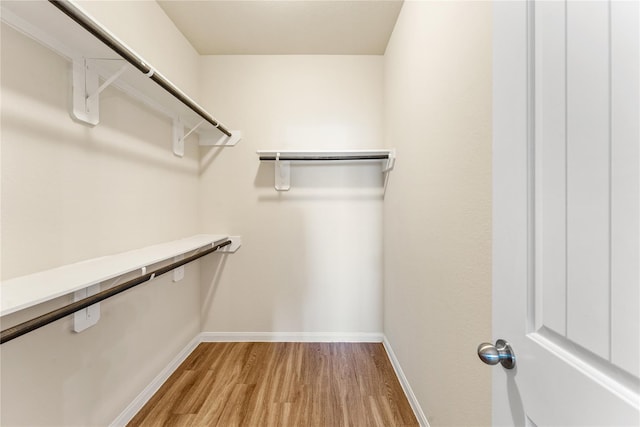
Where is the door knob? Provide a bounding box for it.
[477,339,515,369]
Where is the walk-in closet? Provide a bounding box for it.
[2,1,638,426]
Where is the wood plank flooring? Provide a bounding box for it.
[128,342,418,426]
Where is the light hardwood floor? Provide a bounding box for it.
[128,342,419,426]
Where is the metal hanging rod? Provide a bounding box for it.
[0,239,232,345]
[259,154,390,161]
[48,0,233,138]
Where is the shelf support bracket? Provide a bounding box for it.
[274,152,291,191]
[175,119,205,157]
[182,120,206,142]
[173,119,185,157]
[86,63,129,103]
[72,58,100,125]
[72,59,129,126]
[73,283,101,333]
[382,150,396,173]
[174,122,243,156]
[173,254,185,282]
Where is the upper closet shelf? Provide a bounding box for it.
[0,0,241,157]
[0,234,241,318]
[257,149,396,191]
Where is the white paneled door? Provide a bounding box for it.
[492,1,639,425]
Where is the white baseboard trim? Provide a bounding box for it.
[200,331,384,343]
[109,334,201,427]
[382,336,430,427]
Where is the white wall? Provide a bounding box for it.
[198,56,385,335]
[0,1,205,423]
[383,2,493,426]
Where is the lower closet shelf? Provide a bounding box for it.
[0,234,240,317]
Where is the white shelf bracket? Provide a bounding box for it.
[86,62,129,103]
[173,254,185,282]
[72,58,99,125]
[174,119,206,157]
[174,119,215,157]
[72,59,129,126]
[382,150,396,173]
[73,283,101,333]
[275,152,291,191]
[173,119,185,157]
[183,120,206,140]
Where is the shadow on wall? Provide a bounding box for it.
[198,207,312,333]
[254,162,386,201]
[2,94,199,176]
[200,253,229,328]
[252,162,384,334]
[199,145,226,174]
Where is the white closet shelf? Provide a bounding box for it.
[257,149,396,191]
[0,234,241,317]
[0,0,241,156]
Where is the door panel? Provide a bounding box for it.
[565,0,611,359]
[534,0,567,337]
[493,0,639,425]
[522,332,639,426]
[535,0,638,366]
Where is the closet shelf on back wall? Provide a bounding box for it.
[0,0,242,157]
[257,149,396,191]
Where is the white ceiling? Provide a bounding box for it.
[157,0,404,55]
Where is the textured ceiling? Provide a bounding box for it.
[157,0,404,55]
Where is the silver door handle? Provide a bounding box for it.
[477,339,515,369]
